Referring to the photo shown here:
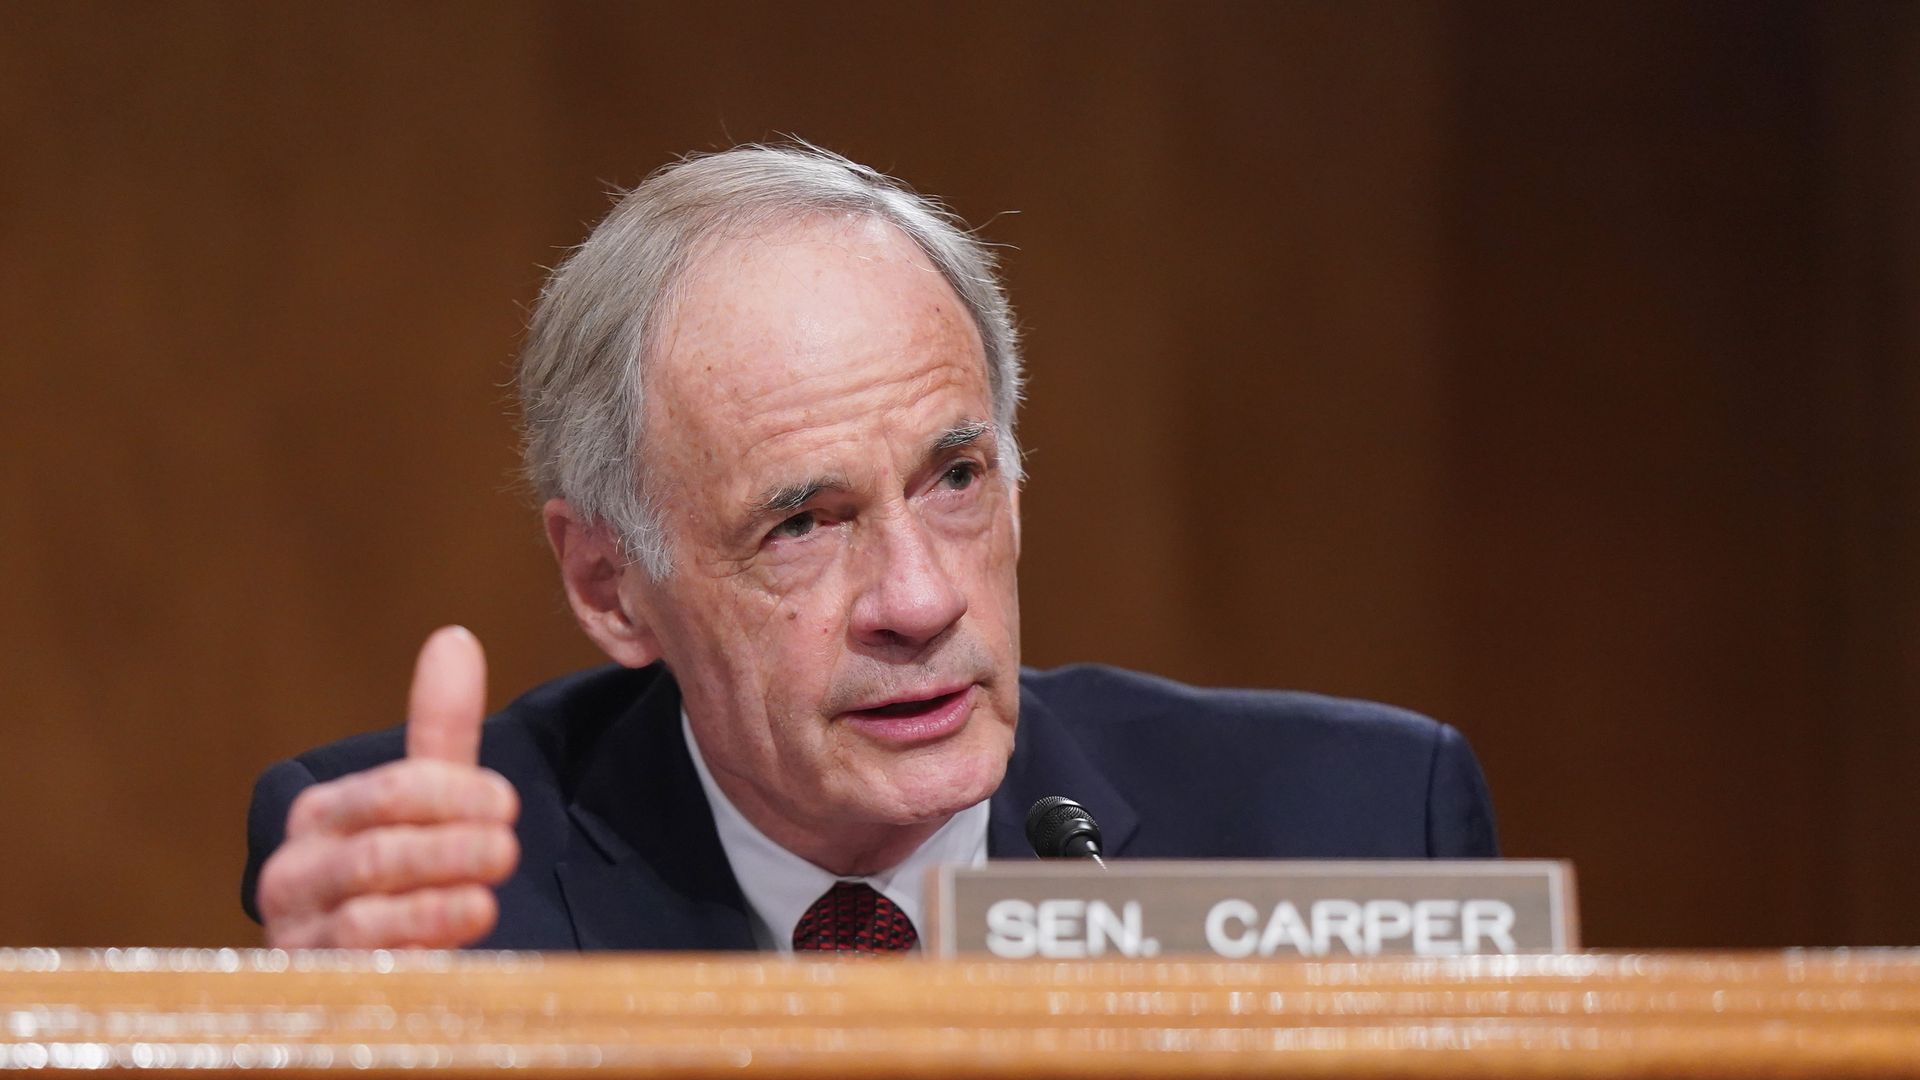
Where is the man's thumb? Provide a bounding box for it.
[405,625,488,763]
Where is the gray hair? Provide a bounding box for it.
[516,143,1024,578]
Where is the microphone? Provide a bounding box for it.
[1025,796,1108,869]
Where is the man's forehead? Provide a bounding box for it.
[632,215,993,503]
[644,217,988,431]
[670,215,943,336]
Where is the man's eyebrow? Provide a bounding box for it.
[745,421,991,522]
[932,419,993,454]
[751,475,850,517]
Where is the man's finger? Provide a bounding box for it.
[334,885,498,949]
[285,760,518,838]
[271,886,499,950]
[405,625,488,763]
[262,823,518,919]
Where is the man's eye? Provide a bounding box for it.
[769,513,817,540]
[941,462,980,490]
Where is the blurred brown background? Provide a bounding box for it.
[2,1,1915,950]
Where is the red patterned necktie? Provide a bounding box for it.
[792,881,919,954]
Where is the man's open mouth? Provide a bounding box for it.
[853,688,968,718]
[839,686,976,745]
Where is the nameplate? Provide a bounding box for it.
[927,860,1576,959]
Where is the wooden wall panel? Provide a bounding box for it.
[1815,1,1920,946]
[0,1,1912,949]
[1439,2,1832,947]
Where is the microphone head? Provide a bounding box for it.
[1025,795,1104,859]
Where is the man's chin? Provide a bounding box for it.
[848,738,1011,825]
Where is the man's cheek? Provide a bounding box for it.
[762,614,844,697]
[797,572,862,647]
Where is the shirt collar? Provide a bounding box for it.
[681,710,989,953]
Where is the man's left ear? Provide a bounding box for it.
[542,499,662,668]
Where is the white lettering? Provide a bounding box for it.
[1036,899,1086,958]
[1462,899,1518,954]
[1085,901,1144,957]
[1362,899,1413,954]
[985,900,1036,959]
[1257,901,1315,956]
[1313,899,1364,955]
[1412,900,1461,955]
[1204,896,1524,958]
[1204,899,1260,959]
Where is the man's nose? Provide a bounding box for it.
[850,510,968,651]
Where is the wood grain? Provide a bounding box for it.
[4,950,1919,1077]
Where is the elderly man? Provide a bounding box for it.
[242,145,1496,952]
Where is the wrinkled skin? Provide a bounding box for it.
[549,215,1023,874]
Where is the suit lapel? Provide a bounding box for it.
[553,667,1135,947]
[555,669,756,951]
[988,678,1139,860]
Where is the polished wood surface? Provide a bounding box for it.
[3,950,1918,1077]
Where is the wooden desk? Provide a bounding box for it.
[3,949,1917,1076]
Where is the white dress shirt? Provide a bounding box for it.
[682,712,990,953]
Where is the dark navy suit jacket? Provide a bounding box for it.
[242,663,1498,950]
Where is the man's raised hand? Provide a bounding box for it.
[255,626,521,948]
